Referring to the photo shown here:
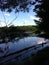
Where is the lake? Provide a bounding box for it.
[0,37,48,65]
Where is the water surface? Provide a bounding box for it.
[0,37,46,56]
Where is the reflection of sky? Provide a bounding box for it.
[0,37,49,64]
[0,6,38,27]
[0,37,46,56]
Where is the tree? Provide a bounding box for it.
[34,0,49,38]
[0,0,36,42]
[0,0,36,12]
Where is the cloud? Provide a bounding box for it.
[4,13,10,16]
[23,19,28,23]
[30,15,40,21]
[0,21,5,27]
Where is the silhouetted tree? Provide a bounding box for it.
[0,0,36,12]
[34,0,49,38]
[0,0,49,38]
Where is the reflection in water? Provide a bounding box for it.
[0,44,9,54]
[0,48,4,53]
[0,37,48,65]
[0,37,46,54]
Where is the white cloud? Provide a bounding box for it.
[30,15,40,21]
[23,19,28,23]
[0,21,5,27]
[4,13,10,16]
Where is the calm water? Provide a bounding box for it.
[0,37,46,56]
[0,37,47,65]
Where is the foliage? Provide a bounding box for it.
[33,47,49,65]
[34,0,49,38]
[0,0,36,12]
[0,0,49,38]
[0,25,37,42]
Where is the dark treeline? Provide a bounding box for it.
[34,0,49,39]
[0,25,37,43]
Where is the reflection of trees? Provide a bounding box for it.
[0,44,9,53]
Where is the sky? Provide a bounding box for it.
[0,6,39,27]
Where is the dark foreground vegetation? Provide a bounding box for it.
[7,47,49,65]
[33,47,49,65]
[20,47,49,65]
[0,46,49,65]
[0,25,37,43]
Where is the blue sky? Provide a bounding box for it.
[0,6,39,27]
